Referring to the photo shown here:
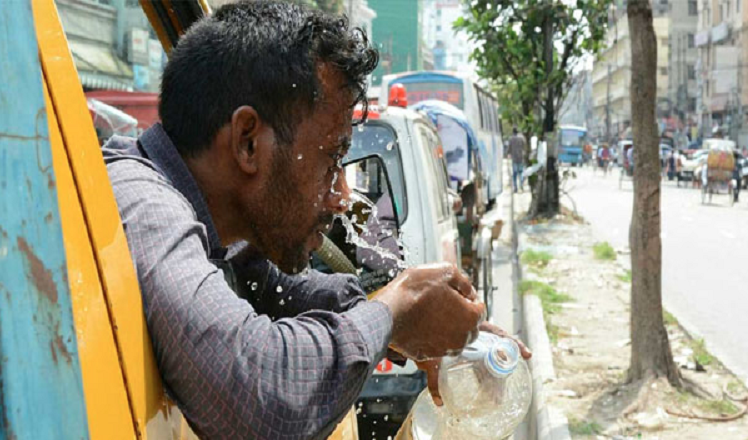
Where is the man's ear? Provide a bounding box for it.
[231,106,263,175]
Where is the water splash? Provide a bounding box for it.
[334,194,408,271]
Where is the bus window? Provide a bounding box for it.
[475,86,485,130]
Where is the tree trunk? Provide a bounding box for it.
[536,12,559,218]
[627,0,682,387]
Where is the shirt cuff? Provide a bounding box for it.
[344,300,393,366]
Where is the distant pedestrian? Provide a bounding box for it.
[508,127,526,192]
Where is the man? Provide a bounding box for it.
[103,2,526,439]
[508,128,526,192]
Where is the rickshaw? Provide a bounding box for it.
[619,140,634,189]
[700,139,737,205]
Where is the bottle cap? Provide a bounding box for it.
[485,338,519,377]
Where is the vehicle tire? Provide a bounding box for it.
[482,251,493,322]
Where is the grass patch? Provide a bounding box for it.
[698,399,739,415]
[673,391,741,416]
[520,280,571,344]
[519,280,572,314]
[568,418,603,436]
[663,310,678,326]
[521,249,553,269]
[689,338,714,366]
[616,269,632,283]
[593,242,617,260]
[727,380,746,395]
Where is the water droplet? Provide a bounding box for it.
[384,416,389,421]
[276,286,283,293]
[356,408,362,414]
[287,295,292,300]
[297,154,303,160]
[279,299,285,305]
[319,145,324,150]
[292,83,297,88]
[386,142,394,151]
[376,398,381,403]
[250,282,258,290]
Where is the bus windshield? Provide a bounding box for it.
[560,128,587,148]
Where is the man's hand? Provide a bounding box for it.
[373,263,484,361]
[419,322,532,406]
[478,321,532,360]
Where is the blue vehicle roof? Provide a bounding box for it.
[409,100,479,148]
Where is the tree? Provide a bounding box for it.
[626,0,681,386]
[455,0,610,217]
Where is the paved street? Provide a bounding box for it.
[567,166,748,385]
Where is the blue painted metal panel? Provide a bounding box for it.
[394,72,464,84]
[0,1,90,439]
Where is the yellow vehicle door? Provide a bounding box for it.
[4,0,360,438]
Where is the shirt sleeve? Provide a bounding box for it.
[227,244,371,320]
[108,161,392,440]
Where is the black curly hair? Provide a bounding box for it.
[159,0,379,155]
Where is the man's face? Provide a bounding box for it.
[246,66,353,273]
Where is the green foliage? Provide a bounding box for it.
[568,419,603,436]
[521,249,553,269]
[519,280,571,314]
[454,0,612,134]
[520,280,571,344]
[727,380,746,395]
[699,399,739,415]
[689,338,714,366]
[592,242,616,260]
[617,269,632,283]
[663,310,678,326]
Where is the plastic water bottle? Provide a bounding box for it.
[411,331,532,440]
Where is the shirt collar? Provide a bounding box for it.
[139,123,224,256]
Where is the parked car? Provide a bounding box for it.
[337,104,461,434]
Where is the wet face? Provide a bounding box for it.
[246,66,353,273]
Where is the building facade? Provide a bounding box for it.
[56,0,165,92]
[696,0,748,146]
[368,0,424,85]
[421,0,474,74]
[591,1,671,143]
[667,0,699,144]
[561,70,595,133]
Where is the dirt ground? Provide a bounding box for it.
[518,208,748,440]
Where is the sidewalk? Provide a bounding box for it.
[513,190,748,439]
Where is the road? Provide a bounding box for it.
[566,166,748,385]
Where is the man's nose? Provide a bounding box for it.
[326,170,351,215]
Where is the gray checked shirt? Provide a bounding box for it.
[103,124,393,439]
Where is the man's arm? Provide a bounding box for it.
[110,164,391,440]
